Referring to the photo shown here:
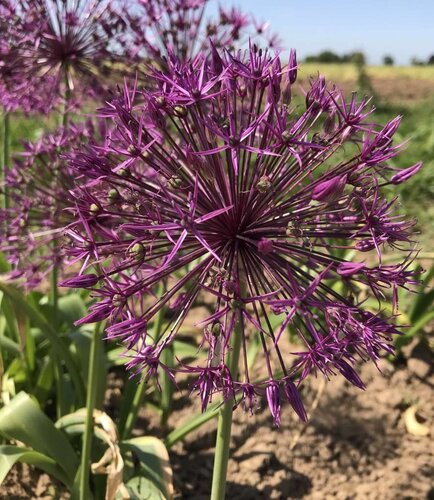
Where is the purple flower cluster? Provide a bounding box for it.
[0,0,130,113]
[0,121,106,288]
[61,46,419,424]
[124,0,281,65]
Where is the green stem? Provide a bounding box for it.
[50,263,59,324]
[120,378,148,441]
[62,69,71,128]
[121,289,166,439]
[2,112,10,210]
[210,311,243,500]
[160,343,174,430]
[79,322,102,500]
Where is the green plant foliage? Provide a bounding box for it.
[0,282,86,406]
[0,392,78,484]
[121,436,173,499]
[0,445,71,487]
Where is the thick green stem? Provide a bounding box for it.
[1,112,10,210]
[210,312,243,500]
[79,322,102,500]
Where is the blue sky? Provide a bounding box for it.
[218,0,434,65]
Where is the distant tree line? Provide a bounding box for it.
[411,55,434,66]
[304,50,366,64]
[304,51,434,66]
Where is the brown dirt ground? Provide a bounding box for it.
[1,338,433,499]
[163,339,434,499]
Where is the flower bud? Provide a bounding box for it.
[257,237,273,255]
[89,203,100,215]
[390,162,422,185]
[61,274,99,288]
[312,176,345,202]
[256,175,272,193]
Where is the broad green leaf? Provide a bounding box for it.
[1,295,19,343]
[58,294,87,328]
[0,445,71,487]
[0,325,20,356]
[410,288,434,322]
[0,392,78,482]
[107,346,124,366]
[0,253,10,273]
[0,282,85,405]
[120,436,173,499]
[395,310,434,350]
[122,476,165,500]
[33,356,54,405]
[69,327,107,409]
[172,340,198,360]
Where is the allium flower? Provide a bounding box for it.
[0,121,105,288]
[0,0,130,112]
[124,0,281,66]
[63,46,420,424]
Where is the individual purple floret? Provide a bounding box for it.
[0,121,106,288]
[124,0,281,66]
[63,46,420,424]
[0,0,131,112]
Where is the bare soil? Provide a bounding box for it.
[1,339,433,499]
[165,340,434,499]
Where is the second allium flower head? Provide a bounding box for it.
[63,44,419,424]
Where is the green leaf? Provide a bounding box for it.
[1,295,19,343]
[0,282,85,405]
[164,401,221,449]
[107,346,124,367]
[410,288,434,323]
[0,322,20,356]
[0,253,10,273]
[33,356,54,405]
[123,476,165,500]
[120,437,173,499]
[58,294,87,328]
[172,340,198,360]
[0,392,78,483]
[0,445,71,487]
[24,321,36,372]
[395,310,434,350]
[69,327,107,409]
[70,465,94,500]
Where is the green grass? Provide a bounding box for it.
[300,63,434,82]
[376,100,434,244]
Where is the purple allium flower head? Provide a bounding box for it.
[0,121,104,288]
[0,0,131,112]
[124,0,281,67]
[63,46,420,424]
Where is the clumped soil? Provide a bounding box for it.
[165,340,434,500]
[1,339,433,499]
